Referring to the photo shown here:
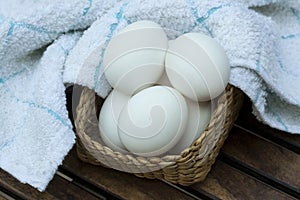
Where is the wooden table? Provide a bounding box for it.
[0,90,299,200]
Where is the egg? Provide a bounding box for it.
[156,72,172,87]
[118,86,188,157]
[165,33,230,101]
[99,90,130,152]
[103,20,168,95]
[168,99,211,155]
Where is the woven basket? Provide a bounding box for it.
[74,84,243,186]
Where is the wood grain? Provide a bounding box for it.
[236,98,300,146]
[0,191,13,200]
[46,174,99,200]
[222,126,300,189]
[192,160,294,200]
[0,168,99,200]
[62,148,194,200]
[0,168,57,200]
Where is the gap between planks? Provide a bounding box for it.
[56,167,208,200]
[57,167,129,200]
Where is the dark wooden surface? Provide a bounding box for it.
[0,90,299,200]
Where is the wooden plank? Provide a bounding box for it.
[0,168,57,200]
[46,174,100,200]
[0,191,13,200]
[62,148,195,200]
[235,98,300,152]
[218,152,300,199]
[0,168,99,200]
[222,126,300,190]
[192,160,294,200]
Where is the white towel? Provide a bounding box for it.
[0,0,120,191]
[0,0,299,191]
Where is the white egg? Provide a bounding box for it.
[165,33,230,101]
[99,90,130,152]
[156,72,172,87]
[103,20,168,95]
[118,86,188,157]
[168,99,211,155]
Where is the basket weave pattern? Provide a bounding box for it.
[75,84,243,186]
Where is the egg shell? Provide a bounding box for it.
[156,71,172,87]
[118,86,188,157]
[99,90,130,152]
[103,20,168,95]
[168,99,211,155]
[165,33,230,101]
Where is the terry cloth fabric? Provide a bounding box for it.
[0,0,300,191]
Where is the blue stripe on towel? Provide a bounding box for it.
[188,0,231,37]
[83,0,93,16]
[281,33,300,40]
[0,85,72,151]
[254,90,262,104]
[291,8,300,26]
[93,2,128,91]
[0,137,16,152]
[0,68,27,84]
[58,44,70,57]
[0,113,25,151]
[265,96,289,132]
[14,97,72,129]
[7,21,57,36]
[1,84,73,130]
[281,8,300,39]
[255,41,263,72]
[0,99,72,152]
[273,111,288,132]
[6,21,15,36]
[188,0,212,36]
[277,59,298,78]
